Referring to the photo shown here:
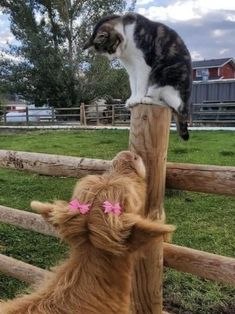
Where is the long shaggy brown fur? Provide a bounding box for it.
[0,151,175,314]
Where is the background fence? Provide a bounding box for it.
[1,102,235,127]
[1,79,235,127]
[192,79,235,103]
[0,103,131,126]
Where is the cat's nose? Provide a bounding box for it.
[83,39,92,50]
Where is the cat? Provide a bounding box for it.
[84,13,192,140]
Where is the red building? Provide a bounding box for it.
[192,57,235,81]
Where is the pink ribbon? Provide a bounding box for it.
[103,201,122,216]
[69,199,91,215]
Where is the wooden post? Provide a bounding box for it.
[26,107,29,125]
[111,105,115,125]
[129,104,171,314]
[96,102,100,125]
[51,107,55,124]
[189,103,193,127]
[83,104,87,126]
[3,106,7,124]
[80,103,84,125]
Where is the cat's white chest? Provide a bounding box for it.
[117,24,148,67]
[114,23,151,105]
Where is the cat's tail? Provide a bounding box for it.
[174,111,189,141]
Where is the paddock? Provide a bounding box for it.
[0,105,235,313]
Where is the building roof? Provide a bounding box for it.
[192,58,235,69]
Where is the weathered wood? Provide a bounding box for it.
[0,253,50,285]
[164,243,235,286]
[112,105,115,125]
[166,162,235,195]
[0,150,234,196]
[0,150,111,178]
[129,105,172,314]
[0,205,57,237]
[1,206,235,286]
[80,103,85,125]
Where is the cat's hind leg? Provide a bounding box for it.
[158,85,183,112]
[147,85,189,140]
[141,85,167,106]
[160,86,189,140]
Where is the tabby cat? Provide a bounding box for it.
[84,13,192,140]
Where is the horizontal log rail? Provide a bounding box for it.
[0,150,111,177]
[163,243,235,286]
[166,162,235,195]
[0,205,56,237]
[0,150,235,196]
[1,206,235,286]
[0,253,50,285]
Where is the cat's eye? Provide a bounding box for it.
[98,33,107,39]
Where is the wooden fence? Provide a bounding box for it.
[191,101,235,126]
[0,151,235,286]
[1,101,235,127]
[0,103,131,126]
[1,200,235,287]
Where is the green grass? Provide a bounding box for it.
[0,129,235,313]
[0,129,234,165]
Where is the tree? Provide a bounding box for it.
[0,0,135,107]
[80,55,130,103]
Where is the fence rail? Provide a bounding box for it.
[0,253,49,285]
[0,148,235,313]
[1,205,235,286]
[0,150,234,196]
[192,101,235,125]
[1,101,235,127]
[0,104,131,126]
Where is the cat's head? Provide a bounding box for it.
[83,15,124,57]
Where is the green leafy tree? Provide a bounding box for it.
[0,0,135,107]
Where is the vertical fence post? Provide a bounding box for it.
[51,107,55,124]
[189,103,193,127]
[3,106,7,124]
[96,103,100,125]
[80,103,84,125]
[26,107,29,125]
[80,103,87,125]
[111,105,115,125]
[129,104,171,314]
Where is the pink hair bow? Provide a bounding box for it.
[103,201,122,216]
[69,199,91,215]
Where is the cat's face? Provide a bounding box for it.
[84,23,124,59]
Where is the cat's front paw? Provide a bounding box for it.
[125,97,143,108]
[141,96,155,105]
[141,96,165,106]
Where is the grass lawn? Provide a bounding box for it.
[0,129,235,313]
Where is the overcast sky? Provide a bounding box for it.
[0,0,235,61]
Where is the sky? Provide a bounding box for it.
[0,0,235,61]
